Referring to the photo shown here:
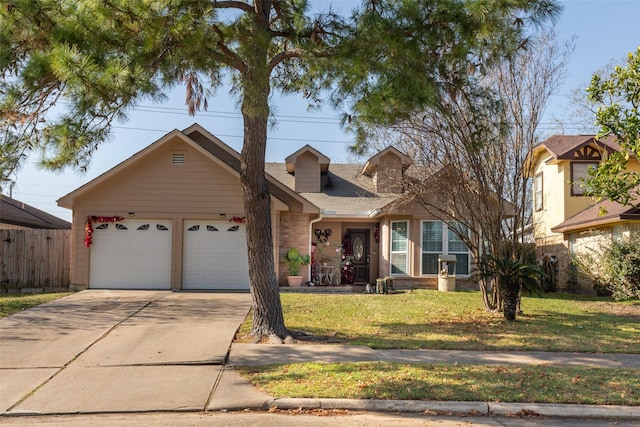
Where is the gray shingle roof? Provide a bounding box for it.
[265,163,398,216]
[1,195,71,229]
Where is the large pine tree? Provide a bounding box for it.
[0,0,559,341]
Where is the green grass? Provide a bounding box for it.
[236,291,640,404]
[0,293,71,318]
[237,290,640,353]
[237,362,640,405]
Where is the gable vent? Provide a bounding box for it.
[172,153,186,165]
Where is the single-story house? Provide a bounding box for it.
[1,195,71,230]
[58,124,476,291]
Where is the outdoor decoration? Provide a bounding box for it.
[229,216,246,224]
[85,215,123,247]
[341,233,354,284]
[314,228,332,243]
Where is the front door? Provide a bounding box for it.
[349,229,370,283]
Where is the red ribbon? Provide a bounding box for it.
[85,216,123,247]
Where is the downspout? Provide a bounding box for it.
[308,211,324,281]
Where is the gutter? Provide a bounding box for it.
[308,211,324,280]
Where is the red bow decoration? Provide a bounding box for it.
[85,216,123,247]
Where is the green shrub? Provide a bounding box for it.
[574,236,640,301]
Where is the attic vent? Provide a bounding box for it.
[172,153,186,165]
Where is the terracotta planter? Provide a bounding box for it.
[287,276,303,287]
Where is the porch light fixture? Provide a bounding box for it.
[219,213,226,219]
[314,228,332,243]
[128,212,135,217]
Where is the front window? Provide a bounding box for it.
[421,221,443,274]
[448,224,470,275]
[390,221,408,275]
[571,162,598,196]
[421,221,470,275]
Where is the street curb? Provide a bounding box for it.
[489,402,640,419]
[270,398,488,414]
[267,398,640,419]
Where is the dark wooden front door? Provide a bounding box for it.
[349,229,370,283]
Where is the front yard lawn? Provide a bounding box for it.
[236,290,640,405]
[237,290,640,353]
[237,363,639,405]
[0,293,71,318]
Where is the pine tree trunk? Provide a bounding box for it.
[239,2,289,342]
[240,102,289,341]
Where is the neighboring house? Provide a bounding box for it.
[526,135,640,292]
[1,195,71,292]
[1,195,71,229]
[57,124,476,291]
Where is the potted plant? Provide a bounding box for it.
[285,247,310,287]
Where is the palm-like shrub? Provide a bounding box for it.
[478,255,544,320]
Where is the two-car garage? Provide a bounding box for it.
[89,219,249,291]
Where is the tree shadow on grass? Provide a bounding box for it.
[340,309,640,353]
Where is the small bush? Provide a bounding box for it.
[574,235,640,301]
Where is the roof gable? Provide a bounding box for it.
[361,146,412,176]
[284,145,330,173]
[58,124,316,214]
[525,134,623,177]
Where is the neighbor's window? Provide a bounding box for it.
[421,221,470,275]
[571,162,598,196]
[421,221,443,275]
[448,223,470,275]
[390,221,408,275]
[534,172,544,211]
[613,225,624,242]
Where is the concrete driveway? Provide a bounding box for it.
[0,290,252,414]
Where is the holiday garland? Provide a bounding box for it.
[341,233,354,284]
[85,216,124,247]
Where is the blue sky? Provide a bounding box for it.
[4,0,640,222]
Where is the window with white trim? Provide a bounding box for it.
[390,221,408,275]
[534,172,543,211]
[571,162,598,196]
[421,221,443,275]
[421,221,470,275]
[447,223,470,275]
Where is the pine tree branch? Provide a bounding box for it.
[268,48,305,71]
[213,1,254,13]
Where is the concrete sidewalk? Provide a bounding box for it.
[209,343,640,419]
[228,343,640,368]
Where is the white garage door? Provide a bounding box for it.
[182,220,250,290]
[89,220,172,289]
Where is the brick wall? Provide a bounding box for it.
[536,238,594,294]
[278,213,312,285]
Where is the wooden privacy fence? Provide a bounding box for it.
[0,228,71,293]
